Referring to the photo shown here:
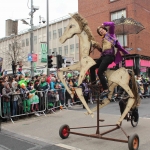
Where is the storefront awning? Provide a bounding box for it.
[108,59,133,68]
[125,59,133,67]
[140,60,150,67]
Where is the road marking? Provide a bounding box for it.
[56,143,82,150]
[0,144,11,150]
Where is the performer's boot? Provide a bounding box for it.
[100,90,110,99]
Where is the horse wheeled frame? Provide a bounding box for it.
[59,84,139,150]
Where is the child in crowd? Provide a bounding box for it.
[20,83,30,113]
[55,91,62,110]
[48,90,56,111]
[12,80,21,116]
[28,84,39,112]
[2,82,13,118]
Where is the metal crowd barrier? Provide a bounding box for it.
[46,88,68,113]
[1,86,148,124]
[45,87,95,113]
[0,90,47,123]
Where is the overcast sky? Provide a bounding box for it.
[0,0,78,38]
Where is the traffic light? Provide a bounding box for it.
[47,55,53,68]
[57,55,64,68]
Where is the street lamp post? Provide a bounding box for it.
[47,0,50,75]
[13,1,39,77]
[30,0,34,77]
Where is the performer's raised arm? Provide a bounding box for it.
[103,22,115,36]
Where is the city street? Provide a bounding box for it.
[0,1,150,150]
[0,98,150,150]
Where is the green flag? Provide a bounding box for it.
[41,43,47,62]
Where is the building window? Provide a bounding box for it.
[53,48,57,54]
[64,45,68,55]
[70,44,74,54]
[53,30,57,39]
[111,9,126,20]
[64,27,66,31]
[49,32,51,40]
[34,36,37,44]
[76,43,79,52]
[58,28,62,37]
[22,40,25,47]
[26,38,29,46]
[59,47,62,55]
[111,9,127,46]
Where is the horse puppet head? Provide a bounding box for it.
[59,13,88,44]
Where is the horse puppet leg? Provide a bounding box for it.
[77,56,96,86]
[57,62,80,98]
[106,68,135,125]
[116,97,135,126]
[75,88,94,118]
[109,81,135,126]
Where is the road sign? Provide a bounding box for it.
[28,54,32,61]
[28,54,37,62]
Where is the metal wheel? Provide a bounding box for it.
[128,134,139,150]
[59,124,70,139]
[131,112,139,127]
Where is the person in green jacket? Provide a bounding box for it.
[18,75,29,87]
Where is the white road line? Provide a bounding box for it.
[56,143,82,150]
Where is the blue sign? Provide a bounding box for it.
[28,54,32,61]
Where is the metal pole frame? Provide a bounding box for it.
[47,0,50,75]
[30,0,34,77]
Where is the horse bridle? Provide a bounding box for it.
[89,41,97,55]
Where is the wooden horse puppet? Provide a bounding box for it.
[58,13,100,117]
[58,13,140,125]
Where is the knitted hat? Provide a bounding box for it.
[21,83,26,88]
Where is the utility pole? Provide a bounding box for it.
[30,0,34,77]
[47,0,50,75]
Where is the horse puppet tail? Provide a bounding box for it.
[129,69,141,108]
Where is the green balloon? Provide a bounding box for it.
[67,73,72,78]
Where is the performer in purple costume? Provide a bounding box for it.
[90,22,129,98]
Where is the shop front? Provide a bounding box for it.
[108,54,150,77]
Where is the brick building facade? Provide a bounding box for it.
[78,0,150,59]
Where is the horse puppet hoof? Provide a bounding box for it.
[116,121,122,127]
[84,111,94,118]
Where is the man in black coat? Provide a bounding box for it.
[11,61,17,75]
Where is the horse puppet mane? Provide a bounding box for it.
[72,13,101,50]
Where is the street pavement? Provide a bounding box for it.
[0,98,150,150]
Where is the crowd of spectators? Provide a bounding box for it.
[0,71,92,121]
[0,68,150,121]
